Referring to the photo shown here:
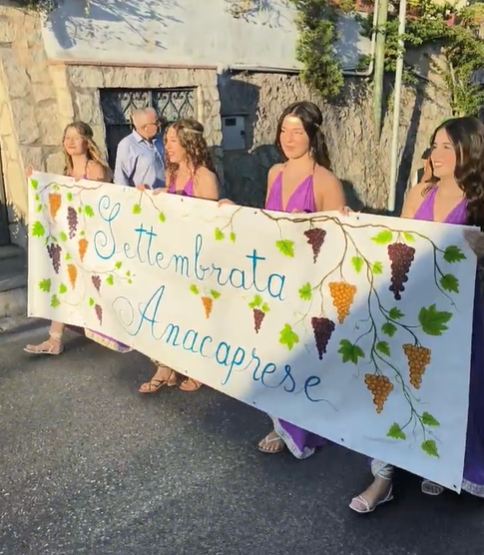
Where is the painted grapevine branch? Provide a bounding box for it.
[31,179,136,322]
[214,206,244,244]
[230,209,465,457]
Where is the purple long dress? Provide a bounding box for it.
[372,187,484,496]
[264,170,329,458]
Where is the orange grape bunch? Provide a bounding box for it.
[364,374,394,414]
[67,264,77,289]
[201,296,213,318]
[78,238,89,262]
[329,281,357,324]
[403,343,431,389]
[48,192,62,220]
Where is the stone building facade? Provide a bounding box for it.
[0,4,451,250]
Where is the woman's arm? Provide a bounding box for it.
[266,164,283,206]
[194,167,219,201]
[401,182,427,219]
[314,167,346,212]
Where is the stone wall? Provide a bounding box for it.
[219,64,452,213]
[0,6,65,248]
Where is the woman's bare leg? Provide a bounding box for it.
[24,321,65,355]
[139,361,177,393]
[349,464,394,514]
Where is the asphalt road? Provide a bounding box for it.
[0,324,483,555]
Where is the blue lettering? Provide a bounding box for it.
[194,234,210,280]
[130,285,166,338]
[245,348,261,379]
[279,365,296,393]
[182,329,199,353]
[267,274,286,300]
[94,195,120,260]
[260,363,278,387]
[163,323,181,346]
[221,346,246,386]
[304,376,326,402]
[124,224,159,264]
[215,342,231,366]
[200,335,213,357]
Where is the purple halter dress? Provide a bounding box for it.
[168,177,195,196]
[265,171,329,458]
[372,187,484,496]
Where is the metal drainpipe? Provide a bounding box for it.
[373,0,389,134]
[387,0,407,213]
[342,0,380,77]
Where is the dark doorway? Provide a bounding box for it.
[100,88,197,169]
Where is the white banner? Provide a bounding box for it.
[28,172,476,491]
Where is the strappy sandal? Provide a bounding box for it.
[349,482,394,514]
[139,370,177,394]
[24,336,64,355]
[421,479,444,496]
[179,378,203,392]
[258,433,285,454]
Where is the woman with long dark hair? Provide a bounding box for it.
[23,122,127,355]
[350,116,484,513]
[139,117,219,394]
[220,101,346,457]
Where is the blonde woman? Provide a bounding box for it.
[24,121,128,355]
[139,118,219,393]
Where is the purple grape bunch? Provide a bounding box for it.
[46,243,62,274]
[304,228,326,263]
[311,316,335,360]
[67,206,78,239]
[387,243,415,301]
[91,275,101,293]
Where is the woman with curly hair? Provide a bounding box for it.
[350,116,484,513]
[139,117,219,394]
[24,122,129,355]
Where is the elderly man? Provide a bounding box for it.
[114,107,166,190]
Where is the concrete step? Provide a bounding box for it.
[0,244,27,318]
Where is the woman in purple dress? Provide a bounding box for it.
[139,118,219,394]
[350,116,484,513]
[221,101,346,457]
[24,122,131,355]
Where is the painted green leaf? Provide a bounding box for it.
[132,204,142,215]
[229,232,236,243]
[39,279,51,293]
[248,294,263,309]
[32,221,45,238]
[128,279,133,285]
[80,231,85,237]
[421,439,439,458]
[35,194,40,201]
[190,284,199,295]
[338,339,365,364]
[422,412,440,427]
[67,192,73,202]
[372,261,383,275]
[371,230,393,245]
[158,212,166,223]
[115,261,123,270]
[351,256,364,274]
[65,253,72,261]
[387,423,406,440]
[78,207,83,214]
[214,228,225,241]
[443,245,466,263]
[403,232,415,243]
[440,274,459,293]
[84,205,94,217]
[388,307,404,320]
[376,341,391,357]
[126,271,131,277]
[298,282,312,301]
[418,305,452,336]
[36,205,42,213]
[106,274,114,286]
[210,290,221,299]
[279,324,299,351]
[59,231,68,243]
[261,303,270,313]
[276,239,295,258]
[30,178,38,190]
[59,283,67,294]
[50,294,60,309]
[88,297,95,307]
[381,322,397,337]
